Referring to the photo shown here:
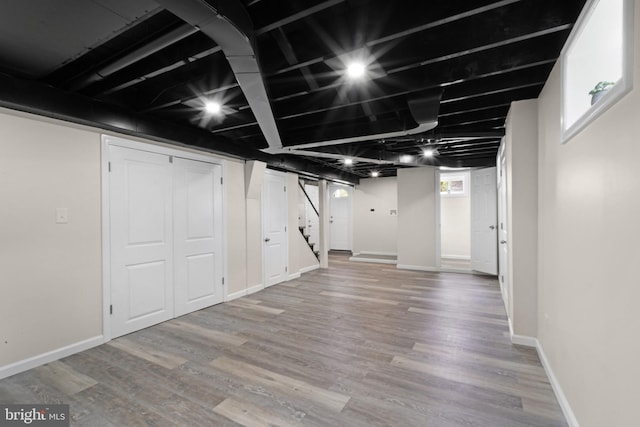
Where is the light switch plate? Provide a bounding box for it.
[56,208,68,224]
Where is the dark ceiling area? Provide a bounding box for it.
[0,0,586,182]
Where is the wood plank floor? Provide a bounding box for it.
[0,253,566,426]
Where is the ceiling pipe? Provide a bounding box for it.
[156,0,283,150]
[278,88,443,152]
[70,24,199,91]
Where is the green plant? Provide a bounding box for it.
[589,81,615,95]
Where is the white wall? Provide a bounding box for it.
[536,13,640,423]
[225,161,248,297]
[0,108,249,374]
[397,167,438,269]
[440,171,470,259]
[0,111,103,367]
[505,100,539,338]
[353,177,398,255]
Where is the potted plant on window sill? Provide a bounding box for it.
[589,81,615,105]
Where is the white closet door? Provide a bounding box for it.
[109,146,174,338]
[173,158,223,316]
[263,171,288,287]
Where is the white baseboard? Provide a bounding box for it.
[441,255,471,260]
[397,264,477,275]
[349,257,397,265]
[226,289,247,302]
[247,284,263,295]
[300,264,319,274]
[360,251,397,256]
[504,316,579,427]
[397,264,440,272]
[288,272,301,280]
[0,335,104,380]
[511,333,537,348]
[536,340,580,427]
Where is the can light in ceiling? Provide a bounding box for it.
[345,61,366,80]
[371,171,379,177]
[423,148,438,157]
[204,101,222,115]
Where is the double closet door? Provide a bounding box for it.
[109,145,223,338]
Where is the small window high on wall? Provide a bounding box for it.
[561,0,634,143]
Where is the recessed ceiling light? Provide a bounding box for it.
[346,61,366,79]
[344,158,354,165]
[423,149,435,157]
[371,171,379,177]
[204,101,222,115]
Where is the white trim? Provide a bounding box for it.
[300,264,320,274]
[561,0,635,144]
[397,264,480,275]
[0,336,104,380]
[441,255,471,260]
[511,334,537,348]
[101,140,112,341]
[247,284,264,295]
[349,257,397,265]
[288,272,301,280]
[225,289,248,302]
[359,251,397,256]
[536,340,580,427]
[397,264,441,272]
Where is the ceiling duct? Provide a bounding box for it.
[282,88,443,151]
[156,0,283,150]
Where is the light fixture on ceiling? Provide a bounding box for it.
[371,171,379,177]
[344,158,354,165]
[345,61,366,80]
[422,148,439,157]
[204,101,222,115]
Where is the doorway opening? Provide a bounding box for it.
[439,170,471,271]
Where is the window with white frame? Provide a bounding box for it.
[440,174,467,197]
[561,0,634,143]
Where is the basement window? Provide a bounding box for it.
[440,175,467,197]
[561,0,634,143]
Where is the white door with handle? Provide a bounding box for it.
[173,158,223,316]
[497,143,509,306]
[109,146,174,338]
[329,184,352,251]
[470,167,498,275]
[263,170,288,287]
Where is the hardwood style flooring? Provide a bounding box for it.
[0,254,566,426]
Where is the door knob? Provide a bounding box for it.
[500,240,507,244]
[489,225,496,230]
[264,238,271,242]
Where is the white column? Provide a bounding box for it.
[318,179,329,268]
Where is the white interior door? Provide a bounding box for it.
[329,184,352,250]
[173,158,223,316]
[109,146,174,338]
[470,167,498,275]
[497,144,509,306]
[263,171,288,287]
[304,184,319,248]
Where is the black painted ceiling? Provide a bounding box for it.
[0,0,586,181]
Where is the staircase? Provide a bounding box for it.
[299,226,320,260]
